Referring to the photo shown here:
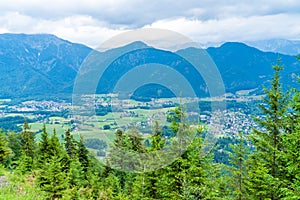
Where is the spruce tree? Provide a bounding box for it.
[154,107,216,199]
[278,56,300,198]
[0,131,11,164]
[48,129,63,157]
[77,135,90,174]
[106,127,145,197]
[149,121,165,151]
[20,120,36,159]
[37,124,50,164]
[279,125,300,199]
[37,155,70,199]
[228,132,250,200]
[18,120,36,172]
[132,121,166,199]
[5,131,22,167]
[64,129,77,159]
[108,129,132,172]
[68,157,86,189]
[248,61,289,199]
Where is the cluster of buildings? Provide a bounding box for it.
[0,100,71,113]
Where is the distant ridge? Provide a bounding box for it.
[206,42,300,94]
[245,39,300,55]
[0,33,299,100]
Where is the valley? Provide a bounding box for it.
[0,90,262,159]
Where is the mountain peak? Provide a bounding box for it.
[97,40,150,52]
[220,42,254,49]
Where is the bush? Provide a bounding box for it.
[85,138,107,150]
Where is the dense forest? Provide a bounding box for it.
[0,60,300,199]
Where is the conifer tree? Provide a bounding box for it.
[127,126,145,153]
[77,135,90,174]
[18,120,36,172]
[154,106,216,199]
[104,130,129,198]
[167,105,185,134]
[131,121,166,199]
[107,127,145,197]
[0,130,11,164]
[149,121,165,151]
[101,173,123,199]
[37,155,70,199]
[20,120,36,159]
[108,129,132,172]
[68,157,86,189]
[278,56,300,198]
[228,132,250,200]
[248,61,289,199]
[64,129,77,159]
[37,124,50,164]
[279,125,300,199]
[84,155,106,199]
[5,131,22,166]
[48,129,63,157]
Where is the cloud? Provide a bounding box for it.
[0,1,300,47]
[1,1,300,26]
[145,14,300,46]
[0,12,126,47]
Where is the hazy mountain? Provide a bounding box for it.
[0,34,299,100]
[245,39,300,56]
[206,42,300,94]
[74,41,300,100]
[0,33,92,99]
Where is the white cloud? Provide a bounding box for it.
[145,14,300,46]
[1,1,300,25]
[0,12,127,47]
[0,1,300,47]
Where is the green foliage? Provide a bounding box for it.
[167,105,185,134]
[48,129,64,157]
[247,61,290,199]
[76,135,90,181]
[64,129,77,159]
[108,129,143,172]
[103,124,111,130]
[68,157,86,188]
[15,153,35,175]
[148,121,165,151]
[5,131,22,167]
[37,155,70,199]
[0,130,11,164]
[228,133,250,199]
[155,135,217,199]
[0,116,24,132]
[84,138,107,150]
[278,76,300,198]
[20,120,36,161]
[17,121,39,173]
[278,127,300,199]
[37,124,50,164]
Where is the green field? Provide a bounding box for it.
[29,122,71,141]
[9,98,180,145]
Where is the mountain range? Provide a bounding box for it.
[0,33,299,100]
[245,39,300,56]
[0,34,91,99]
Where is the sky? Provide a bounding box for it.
[0,0,300,48]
